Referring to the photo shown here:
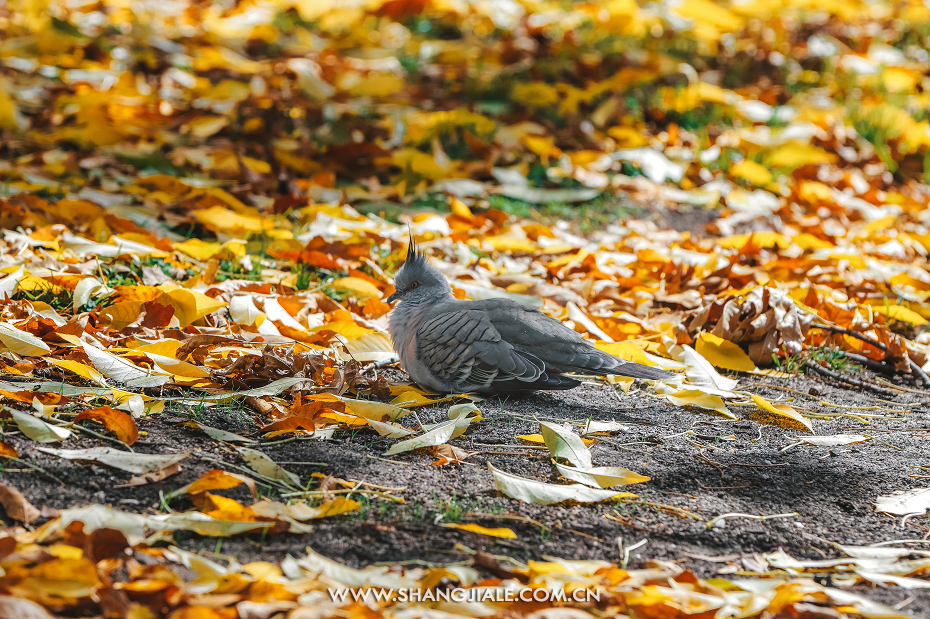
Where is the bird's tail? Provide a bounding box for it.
[612,361,677,381]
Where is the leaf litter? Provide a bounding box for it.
[0,0,927,614]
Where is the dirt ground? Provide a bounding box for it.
[4,365,930,616]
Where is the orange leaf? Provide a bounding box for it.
[184,469,256,498]
[73,406,139,446]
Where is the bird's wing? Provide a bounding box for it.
[416,309,545,391]
[484,300,675,380]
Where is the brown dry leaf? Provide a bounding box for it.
[430,444,476,466]
[0,483,39,523]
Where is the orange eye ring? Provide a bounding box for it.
[410,282,419,289]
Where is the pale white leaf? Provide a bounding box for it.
[540,421,593,469]
[8,408,70,443]
[488,462,625,505]
[82,341,170,388]
[0,323,51,357]
[681,345,739,391]
[876,488,930,516]
[38,447,188,474]
[235,446,301,488]
[553,462,650,488]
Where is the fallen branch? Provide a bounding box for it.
[706,511,798,529]
[837,351,895,375]
[910,358,930,389]
[803,360,901,398]
[811,323,888,351]
[812,323,930,388]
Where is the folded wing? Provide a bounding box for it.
[416,310,559,392]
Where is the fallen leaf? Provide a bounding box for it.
[0,483,39,523]
[442,523,517,538]
[73,406,139,445]
[540,422,593,469]
[488,462,631,505]
[37,447,189,475]
[745,394,813,433]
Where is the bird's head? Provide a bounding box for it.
[387,236,452,305]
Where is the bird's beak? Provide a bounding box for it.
[387,291,401,304]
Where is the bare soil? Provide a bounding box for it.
[4,367,930,615]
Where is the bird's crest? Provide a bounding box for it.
[404,229,428,272]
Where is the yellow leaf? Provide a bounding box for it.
[483,236,537,253]
[449,197,473,220]
[330,277,382,300]
[792,233,834,250]
[145,352,211,378]
[442,523,517,539]
[161,288,227,327]
[730,160,772,186]
[871,304,928,325]
[136,339,185,357]
[717,231,790,250]
[595,341,655,366]
[308,320,374,340]
[193,206,273,236]
[511,82,561,108]
[522,135,561,163]
[518,433,595,445]
[747,394,812,432]
[766,141,837,169]
[48,359,107,386]
[694,333,757,372]
[607,126,649,148]
[0,323,50,357]
[389,389,459,408]
[100,301,145,331]
[882,67,918,93]
[666,389,736,420]
[188,115,229,138]
[174,238,223,261]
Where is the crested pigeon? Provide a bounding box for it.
[387,240,675,394]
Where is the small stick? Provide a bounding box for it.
[837,351,895,375]
[0,454,66,486]
[361,357,399,374]
[804,360,901,397]
[617,499,703,521]
[810,323,887,350]
[366,453,409,466]
[706,511,798,529]
[812,323,930,387]
[910,359,930,388]
[279,488,405,502]
[694,454,726,477]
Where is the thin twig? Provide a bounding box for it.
[617,499,703,521]
[0,454,66,486]
[804,360,901,397]
[706,511,798,529]
[910,359,930,388]
[837,351,895,375]
[812,323,930,388]
[810,323,887,350]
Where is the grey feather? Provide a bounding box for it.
[388,239,676,394]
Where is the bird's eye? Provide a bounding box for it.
[410,282,419,289]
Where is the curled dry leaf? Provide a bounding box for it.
[73,406,139,445]
[0,483,40,523]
